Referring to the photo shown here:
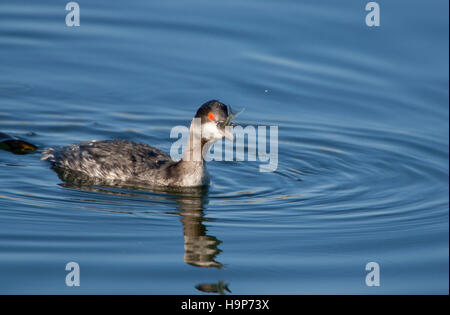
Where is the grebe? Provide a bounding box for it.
[41,100,237,187]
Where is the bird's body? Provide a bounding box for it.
[42,139,209,186]
[41,100,235,187]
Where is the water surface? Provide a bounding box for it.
[0,0,448,294]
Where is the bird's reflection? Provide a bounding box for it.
[196,281,231,295]
[53,167,223,269]
[175,188,222,268]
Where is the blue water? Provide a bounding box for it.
[0,0,448,294]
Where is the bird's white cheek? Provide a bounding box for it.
[202,122,223,140]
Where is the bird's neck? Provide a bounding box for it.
[181,121,209,165]
[173,121,212,186]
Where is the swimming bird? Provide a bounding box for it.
[41,100,237,187]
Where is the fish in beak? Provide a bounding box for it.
[219,106,244,141]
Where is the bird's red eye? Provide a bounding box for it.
[208,112,215,121]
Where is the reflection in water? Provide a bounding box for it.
[176,190,223,268]
[53,168,224,269]
[196,281,231,295]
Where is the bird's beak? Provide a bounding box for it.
[221,105,244,141]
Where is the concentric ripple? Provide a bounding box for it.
[205,120,448,236]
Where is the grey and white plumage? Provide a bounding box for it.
[41,100,235,187]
